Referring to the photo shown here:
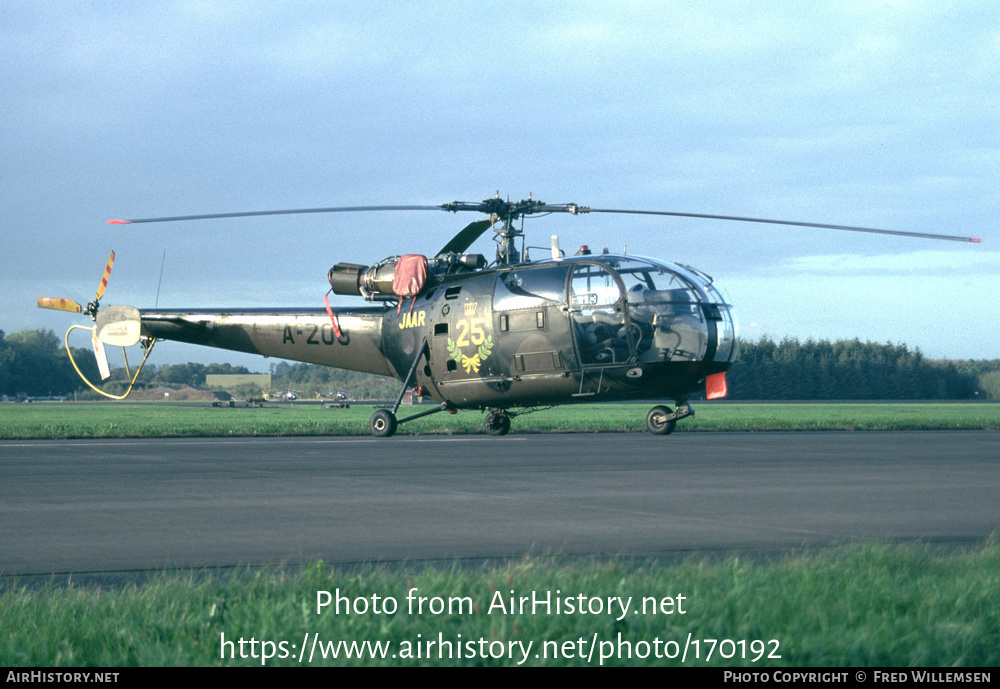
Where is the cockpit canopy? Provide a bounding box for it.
[493,255,738,365]
[600,256,737,364]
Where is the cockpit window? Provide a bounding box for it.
[570,264,621,307]
[570,264,628,365]
[607,258,702,305]
[494,265,569,311]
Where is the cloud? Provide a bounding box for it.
[4,1,997,366]
[722,266,1000,359]
[777,250,998,277]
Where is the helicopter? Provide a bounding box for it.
[262,390,300,402]
[38,194,980,437]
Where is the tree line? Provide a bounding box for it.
[0,329,252,398]
[266,360,399,399]
[724,337,986,400]
[2,328,997,400]
[0,329,100,398]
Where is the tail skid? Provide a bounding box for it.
[63,320,156,400]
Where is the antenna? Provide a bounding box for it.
[155,249,166,308]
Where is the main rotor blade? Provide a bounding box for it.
[583,208,982,243]
[108,205,444,224]
[37,297,83,313]
[95,250,115,301]
[107,196,982,244]
[437,219,494,256]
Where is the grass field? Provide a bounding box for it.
[5,402,996,667]
[0,401,997,439]
[2,543,997,667]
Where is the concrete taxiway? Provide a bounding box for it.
[1,432,997,577]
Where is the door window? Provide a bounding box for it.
[570,265,629,365]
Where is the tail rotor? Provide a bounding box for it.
[38,251,115,319]
[36,251,153,398]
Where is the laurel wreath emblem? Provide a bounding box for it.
[478,335,493,361]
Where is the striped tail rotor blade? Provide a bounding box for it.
[92,331,112,381]
[37,297,83,313]
[95,251,115,301]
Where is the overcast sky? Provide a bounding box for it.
[3,1,996,369]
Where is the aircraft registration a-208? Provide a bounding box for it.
[38,193,980,437]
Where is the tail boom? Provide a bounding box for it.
[138,307,395,377]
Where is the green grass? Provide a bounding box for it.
[1,402,998,439]
[2,543,997,666]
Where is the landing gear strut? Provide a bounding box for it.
[369,338,458,437]
[646,402,694,435]
[369,402,455,438]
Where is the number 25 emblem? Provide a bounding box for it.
[447,316,492,373]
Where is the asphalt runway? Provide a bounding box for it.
[1,432,997,577]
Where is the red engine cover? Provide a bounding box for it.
[393,254,428,297]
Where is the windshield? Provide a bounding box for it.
[593,256,738,364]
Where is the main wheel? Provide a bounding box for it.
[370,409,398,437]
[646,405,677,435]
[484,411,511,436]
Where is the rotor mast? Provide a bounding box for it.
[440,192,591,266]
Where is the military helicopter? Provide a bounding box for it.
[38,193,980,436]
[262,390,300,402]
